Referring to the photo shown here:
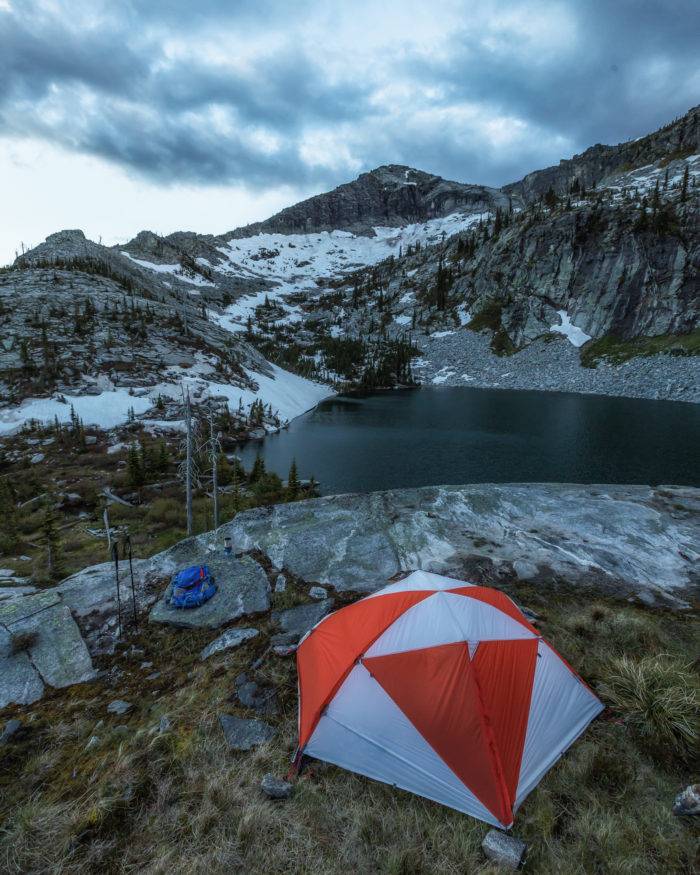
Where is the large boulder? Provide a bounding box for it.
[0,590,96,709]
[150,554,270,629]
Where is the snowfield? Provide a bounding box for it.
[208,212,489,333]
[0,390,153,436]
[0,366,332,436]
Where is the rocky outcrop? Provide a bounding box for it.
[1,483,697,707]
[224,484,699,606]
[505,104,700,202]
[228,165,511,237]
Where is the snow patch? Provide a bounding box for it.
[0,390,152,435]
[550,310,592,347]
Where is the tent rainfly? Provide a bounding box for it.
[295,570,603,828]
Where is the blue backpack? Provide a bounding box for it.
[169,565,217,609]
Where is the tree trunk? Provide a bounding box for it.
[210,410,219,530]
[185,390,193,536]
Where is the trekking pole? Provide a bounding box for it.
[112,541,122,639]
[125,534,138,630]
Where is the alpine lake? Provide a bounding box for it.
[239,387,700,494]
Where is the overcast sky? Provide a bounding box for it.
[1,0,698,264]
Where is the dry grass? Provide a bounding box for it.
[0,591,698,874]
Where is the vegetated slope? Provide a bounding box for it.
[1,230,270,413]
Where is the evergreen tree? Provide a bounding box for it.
[0,479,18,552]
[41,497,62,580]
[156,440,169,474]
[127,443,144,490]
[249,454,266,483]
[681,164,689,202]
[287,458,300,499]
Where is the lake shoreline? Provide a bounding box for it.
[412,330,700,404]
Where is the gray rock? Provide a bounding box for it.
[272,644,297,657]
[85,735,100,751]
[219,714,275,751]
[107,699,132,715]
[271,599,334,644]
[200,627,258,660]
[308,586,328,600]
[225,484,699,606]
[482,830,526,870]
[234,673,278,716]
[30,453,44,464]
[158,715,172,733]
[0,591,95,708]
[150,554,269,629]
[274,574,287,593]
[261,773,293,799]
[84,435,97,445]
[0,718,22,743]
[672,784,700,816]
[513,560,538,581]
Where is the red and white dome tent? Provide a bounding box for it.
[295,570,603,828]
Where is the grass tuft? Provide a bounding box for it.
[601,654,699,759]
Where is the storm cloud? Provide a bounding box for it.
[1,0,698,191]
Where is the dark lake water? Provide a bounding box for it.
[239,388,700,494]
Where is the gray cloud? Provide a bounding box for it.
[1,0,698,194]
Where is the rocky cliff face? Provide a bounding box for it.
[505,105,700,202]
[228,165,511,237]
[461,162,699,345]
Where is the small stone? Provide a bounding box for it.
[272,644,297,657]
[672,784,700,816]
[271,599,334,645]
[200,627,259,661]
[261,773,293,799]
[234,673,278,716]
[107,699,132,716]
[274,575,287,593]
[85,735,100,751]
[308,586,328,600]
[30,453,45,465]
[482,830,526,870]
[84,435,97,445]
[146,671,161,680]
[0,718,22,743]
[219,714,275,751]
[158,715,172,733]
[140,661,153,669]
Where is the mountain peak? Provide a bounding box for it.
[229,165,507,239]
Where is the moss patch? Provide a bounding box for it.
[580,329,700,368]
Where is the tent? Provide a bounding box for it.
[295,570,603,828]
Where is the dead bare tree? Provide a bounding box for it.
[206,402,222,530]
[178,386,199,536]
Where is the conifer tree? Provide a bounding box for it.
[249,454,266,483]
[681,164,689,202]
[41,497,62,580]
[287,458,300,499]
[127,443,143,490]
